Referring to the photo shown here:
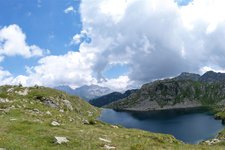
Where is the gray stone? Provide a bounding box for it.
[99,137,111,143]
[43,99,58,108]
[54,136,69,144]
[82,119,89,125]
[15,88,29,96]
[104,145,116,149]
[0,98,9,103]
[63,100,73,111]
[51,121,60,126]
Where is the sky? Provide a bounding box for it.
[1,0,225,91]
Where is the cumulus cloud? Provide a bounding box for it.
[70,30,90,45]
[64,6,76,14]
[3,0,225,91]
[20,51,96,87]
[8,50,132,91]
[99,75,134,91]
[0,24,47,58]
[78,0,225,84]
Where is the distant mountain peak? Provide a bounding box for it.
[200,71,225,82]
[174,72,200,81]
[55,84,113,101]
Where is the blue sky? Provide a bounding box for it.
[0,0,191,77]
[0,0,225,91]
[0,0,81,75]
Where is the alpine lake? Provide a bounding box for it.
[99,107,224,144]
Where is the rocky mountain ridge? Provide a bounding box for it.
[107,71,225,111]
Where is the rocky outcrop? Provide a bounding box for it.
[107,72,225,111]
[174,72,200,81]
[200,71,225,82]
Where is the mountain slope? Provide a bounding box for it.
[1,85,212,149]
[89,89,138,107]
[107,71,225,111]
[55,85,113,101]
[55,85,75,95]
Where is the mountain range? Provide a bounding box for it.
[107,71,225,111]
[89,89,138,107]
[55,84,113,101]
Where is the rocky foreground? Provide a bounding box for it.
[0,85,225,149]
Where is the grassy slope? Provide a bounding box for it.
[0,85,224,150]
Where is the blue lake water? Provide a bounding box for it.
[99,108,224,144]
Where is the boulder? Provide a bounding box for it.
[46,111,52,115]
[51,121,60,126]
[63,100,73,111]
[82,119,89,125]
[104,145,116,149]
[0,98,9,103]
[99,137,111,143]
[54,136,69,144]
[15,88,29,96]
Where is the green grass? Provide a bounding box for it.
[0,85,225,149]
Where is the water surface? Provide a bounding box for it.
[99,108,224,144]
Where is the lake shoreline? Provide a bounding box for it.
[111,106,212,113]
[99,107,225,144]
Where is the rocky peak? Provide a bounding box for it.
[174,72,200,81]
[200,71,225,82]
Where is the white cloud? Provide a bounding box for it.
[199,66,225,74]
[4,0,225,91]
[70,30,88,45]
[64,6,76,14]
[78,0,225,84]
[19,51,96,87]
[99,75,134,91]
[0,24,47,58]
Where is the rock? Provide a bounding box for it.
[82,119,89,125]
[63,100,73,111]
[87,111,93,117]
[202,138,221,145]
[54,136,69,144]
[10,118,17,121]
[15,88,29,96]
[33,108,40,114]
[0,108,10,113]
[43,99,58,108]
[7,88,14,93]
[35,96,58,108]
[46,111,52,115]
[104,145,116,149]
[0,148,6,150]
[69,117,74,122]
[99,137,111,143]
[111,125,119,129]
[51,121,60,126]
[59,109,64,113]
[0,98,9,103]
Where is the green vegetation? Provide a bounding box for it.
[0,85,225,149]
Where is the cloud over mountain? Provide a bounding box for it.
[2,0,225,91]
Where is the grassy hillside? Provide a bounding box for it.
[0,85,225,149]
